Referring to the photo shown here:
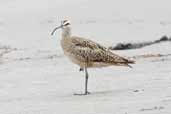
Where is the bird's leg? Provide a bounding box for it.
[84,67,90,95]
[79,68,84,72]
[74,67,90,96]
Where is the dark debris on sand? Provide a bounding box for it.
[0,44,17,57]
[109,35,171,50]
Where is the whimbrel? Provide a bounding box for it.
[51,20,135,95]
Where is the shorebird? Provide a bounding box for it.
[51,20,135,95]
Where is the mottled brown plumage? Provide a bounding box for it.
[61,35,134,68]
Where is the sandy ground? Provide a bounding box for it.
[0,0,171,114]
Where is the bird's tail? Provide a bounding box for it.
[127,59,135,64]
[126,59,135,68]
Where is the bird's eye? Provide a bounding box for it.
[64,23,70,26]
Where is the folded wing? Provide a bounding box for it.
[70,36,135,67]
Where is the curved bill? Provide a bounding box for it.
[51,25,62,36]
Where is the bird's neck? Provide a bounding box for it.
[62,27,71,39]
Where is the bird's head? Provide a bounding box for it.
[51,20,71,35]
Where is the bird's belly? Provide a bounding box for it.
[90,62,111,68]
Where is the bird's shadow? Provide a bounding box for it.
[72,88,134,97]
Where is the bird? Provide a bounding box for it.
[51,20,135,95]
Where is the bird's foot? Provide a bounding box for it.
[85,91,91,95]
[74,91,91,96]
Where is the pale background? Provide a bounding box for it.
[0,0,171,114]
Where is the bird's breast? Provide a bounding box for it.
[60,39,85,67]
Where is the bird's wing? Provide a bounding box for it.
[70,36,134,65]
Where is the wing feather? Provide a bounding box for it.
[71,36,107,51]
[70,36,134,65]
